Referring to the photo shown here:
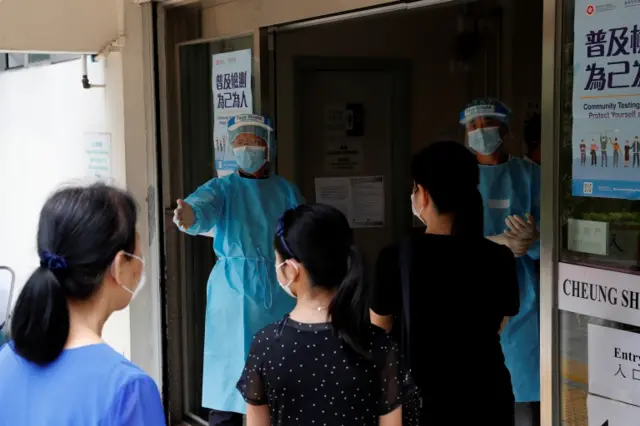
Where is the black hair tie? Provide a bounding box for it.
[40,251,68,271]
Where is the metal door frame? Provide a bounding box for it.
[540,0,562,422]
[162,17,273,423]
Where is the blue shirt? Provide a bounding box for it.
[0,342,166,426]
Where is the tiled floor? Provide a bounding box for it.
[562,384,588,426]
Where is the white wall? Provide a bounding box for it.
[0,58,131,358]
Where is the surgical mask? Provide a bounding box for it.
[120,253,146,300]
[410,193,426,225]
[233,146,267,174]
[468,127,502,155]
[276,261,297,298]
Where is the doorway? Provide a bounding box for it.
[164,0,545,423]
[273,0,543,279]
[295,60,411,273]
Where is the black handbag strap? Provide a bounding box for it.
[399,239,412,366]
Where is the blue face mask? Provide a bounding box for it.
[468,127,502,155]
[233,146,267,174]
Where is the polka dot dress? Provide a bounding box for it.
[236,316,404,426]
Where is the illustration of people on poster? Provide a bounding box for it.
[212,49,253,177]
[572,0,640,199]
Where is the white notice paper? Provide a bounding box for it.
[589,324,640,406]
[588,393,640,426]
[558,263,640,327]
[314,176,385,228]
[350,176,384,227]
[84,132,112,181]
[567,218,609,256]
[314,177,350,220]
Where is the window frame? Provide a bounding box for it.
[540,0,563,423]
[0,53,82,72]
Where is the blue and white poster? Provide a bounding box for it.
[212,49,253,177]
[572,0,640,199]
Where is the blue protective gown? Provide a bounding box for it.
[182,171,302,413]
[478,157,541,403]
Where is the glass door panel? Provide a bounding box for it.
[558,0,640,424]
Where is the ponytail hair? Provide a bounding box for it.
[328,246,370,358]
[10,183,137,365]
[11,267,70,365]
[275,204,371,358]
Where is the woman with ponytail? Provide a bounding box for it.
[370,141,520,426]
[236,203,403,426]
[0,184,165,426]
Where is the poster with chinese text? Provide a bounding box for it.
[572,0,640,199]
[212,49,253,177]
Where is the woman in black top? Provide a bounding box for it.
[370,141,520,426]
[236,204,404,426]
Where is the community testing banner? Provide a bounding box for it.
[212,49,253,177]
[572,0,640,199]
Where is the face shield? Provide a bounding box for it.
[460,99,512,155]
[227,114,274,174]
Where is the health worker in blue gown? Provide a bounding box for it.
[460,99,541,426]
[173,114,303,426]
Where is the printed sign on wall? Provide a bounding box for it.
[589,324,640,406]
[84,132,112,181]
[558,263,640,326]
[314,176,385,228]
[567,218,610,255]
[588,393,640,426]
[212,49,253,177]
[571,0,640,199]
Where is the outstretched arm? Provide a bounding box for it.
[177,178,226,235]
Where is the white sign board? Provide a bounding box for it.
[315,176,385,228]
[212,49,253,177]
[589,324,640,405]
[567,218,610,255]
[84,132,111,181]
[558,263,640,326]
[588,393,640,426]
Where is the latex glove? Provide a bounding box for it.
[173,199,195,230]
[486,234,524,257]
[504,214,537,256]
[486,234,508,246]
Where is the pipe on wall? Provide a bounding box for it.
[81,54,105,89]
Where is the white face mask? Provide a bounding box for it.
[119,253,146,300]
[276,260,298,298]
[233,146,267,174]
[411,192,426,225]
[468,127,502,155]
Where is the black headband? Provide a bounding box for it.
[275,214,295,259]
